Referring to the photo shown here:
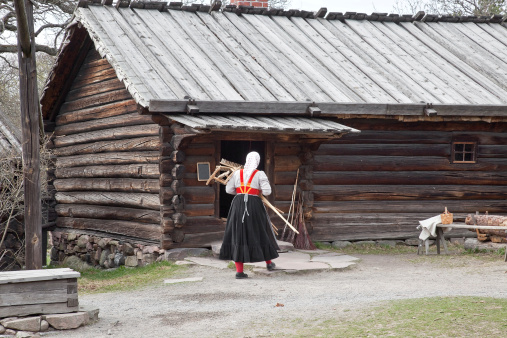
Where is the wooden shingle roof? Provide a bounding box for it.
[42,2,507,118]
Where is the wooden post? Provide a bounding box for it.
[15,0,42,269]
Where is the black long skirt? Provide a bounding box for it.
[219,194,280,263]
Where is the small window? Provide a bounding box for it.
[452,142,477,163]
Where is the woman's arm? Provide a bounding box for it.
[225,171,238,195]
[258,171,272,196]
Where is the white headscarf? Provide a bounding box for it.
[243,151,260,181]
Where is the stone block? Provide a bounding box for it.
[45,312,88,330]
[66,233,77,241]
[40,320,49,332]
[125,256,138,267]
[331,241,351,249]
[354,240,375,246]
[97,238,110,249]
[77,235,89,248]
[405,238,420,246]
[3,317,41,332]
[15,331,33,337]
[450,237,465,245]
[0,324,5,334]
[210,242,222,257]
[5,329,16,335]
[114,253,125,266]
[99,249,111,267]
[123,243,135,256]
[143,253,155,264]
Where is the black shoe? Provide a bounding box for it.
[267,262,276,271]
[235,272,248,279]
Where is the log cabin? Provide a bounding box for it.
[41,1,507,250]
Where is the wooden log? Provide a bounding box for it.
[54,125,159,148]
[273,156,301,172]
[55,152,159,168]
[312,185,507,201]
[313,200,507,214]
[171,150,185,163]
[172,195,185,212]
[160,206,175,219]
[55,191,160,210]
[55,204,160,224]
[172,164,186,179]
[54,136,160,157]
[466,214,507,226]
[172,229,185,243]
[54,178,160,193]
[184,217,225,233]
[317,143,449,157]
[183,156,215,173]
[185,143,215,156]
[55,113,156,136]
[313,171,507,186]
[172,213,187,227]
[171,180,184,195]
[162,217,174,233]
[56,217,161,241]
[314,155,507,172]
[274,143,301,156]
[55,164,160,179]
[299,180,314,191]
[160,142,175,157]
[159,157,174,173]
[184,204,215,217]
[65,78,125,102]
[171,134,196,150]
[60,89,132,114]
[160,174,174,187]
[71,68,117,90]
[56,99,137,125]
[183,186,215,204]
[160,187,175,205]
[159,126,174,143]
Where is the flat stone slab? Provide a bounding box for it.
[45,312,89,330]
[311,254,359,269]
[184,256,230,270]
[248,252,329,271]
[3,317,41,332]
[164,277,203,284]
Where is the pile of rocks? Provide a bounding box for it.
[50,231,168,268]
[49,231,212,269]
[0,309,98,337]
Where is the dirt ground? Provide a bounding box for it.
[47,253,507,338]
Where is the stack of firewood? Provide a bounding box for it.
[465,213,507,243]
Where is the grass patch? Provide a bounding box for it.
[291,296,507,337]
[315,241,416,255]
[78,261,184,294]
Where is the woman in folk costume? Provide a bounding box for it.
[219,152,280,279]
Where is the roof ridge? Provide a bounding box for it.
[76,1,507,24]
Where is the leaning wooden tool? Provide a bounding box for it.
[206,159,298,234]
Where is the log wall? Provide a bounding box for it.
[310,118,507,241]
[52,47,161,242]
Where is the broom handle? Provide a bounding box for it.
[261,195,299,234]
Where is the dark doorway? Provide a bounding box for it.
[219,140,265,218]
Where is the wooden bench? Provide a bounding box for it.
[418,222,507,260]
[0,268,81,318]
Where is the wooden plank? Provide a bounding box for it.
[56,99,137,125]
[0,268,79,284]
[184,204,215,217]
[323,19,438,103]
[311,185,507,201]
[273,155,301,172]
[88,6,174,100]
[242,13,349,101]
[382,21,502,104]
[371,21,474,103]
[57,217,161,240]
[438,223,507,230]
[0,289,77,307]
[197,12,295,101]
[272,15,393,102]
[401,21,507,102]
[312,200,507,214]
[55,191,160,210]
[54,136,160,157]
[345,19,460,104]
[301,18,413,103]
[171,10,273,101]
[0,302,78,318]
[54,178,160,193]
[55,113,156,136]
[182,186,215,204]
[414,22,507,93]
[56,204,160,224]
[55,151,160,168]
[55,164,160,179]
[184,216,225,233]
[60,89,132,114]
[54,124,159,148]
[140,9,242,100]
[316,144,449,156]
[312,171,507,186]
[71,67,118,91]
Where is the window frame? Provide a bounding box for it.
[451,141,477,164]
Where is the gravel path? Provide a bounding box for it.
[47,254,507,337]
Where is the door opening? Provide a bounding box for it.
[219,140,265,218]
